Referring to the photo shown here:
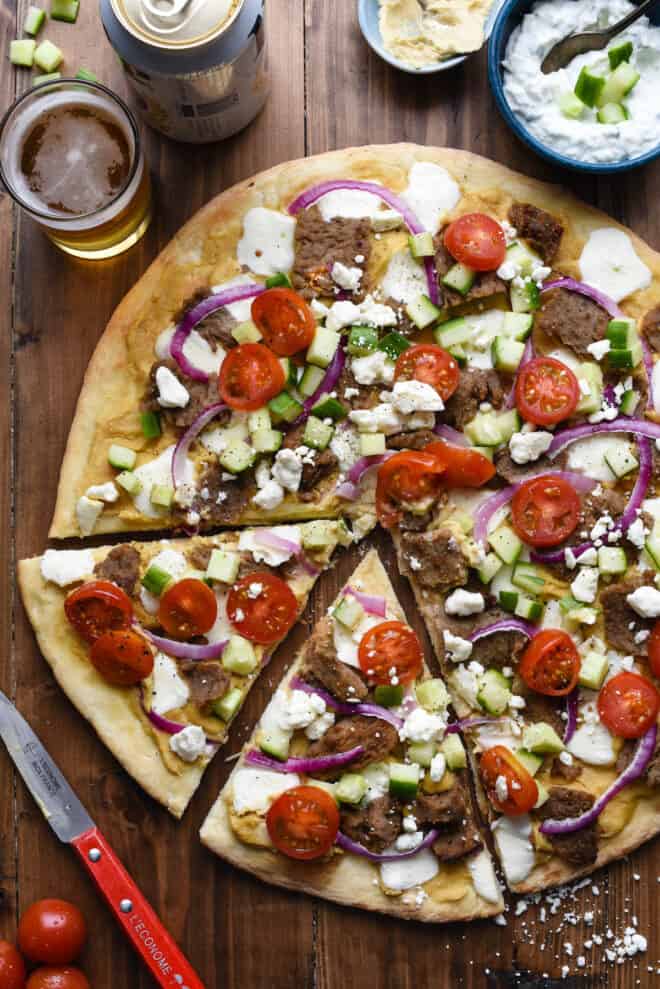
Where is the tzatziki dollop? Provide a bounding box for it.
[503,0,660,163]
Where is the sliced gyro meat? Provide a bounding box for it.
[508,203,564,264]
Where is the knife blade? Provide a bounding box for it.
[0,690,206,989]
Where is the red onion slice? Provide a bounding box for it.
[548,417,660,456]
[139,688,218,744]
[345,586,387,617]
[433,420,468,446]
[541,277,623,319]
[140,625,228,661]
[468,619,537,643]
[335,481,360,501]
[444,716,509,734]
[337,452,395,501]
[291,677,404,729]
[245,745,364,775]
[641,336,654,410]
[541,723,657,835]
[170,283,265,381]
[254,529,319,576]
[171,401,228,489]
[563,688,579,745]
[287,180,439,305]
[336,827,440,862]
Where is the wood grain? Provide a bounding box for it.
[1,0,660,985]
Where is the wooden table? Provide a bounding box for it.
[1,2,659,986]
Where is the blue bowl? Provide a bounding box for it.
[488,0,660,173]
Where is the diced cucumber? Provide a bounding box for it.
[247,408,271,434]
[219,439,256,474]
[213,686,243,722]
[406,293,441,330]
[534,781,550,809]
[407,741,435,768]
[499,589,519,613]
[607,317,637,348]
[514,594,543,622]
[51,0,79,22]
[347,325,379,356]
[597,102,628,125]
[434,317,471,349]
[206,548,240,585]
[620,389,639,416]
[359,433,386,456]
[604,443,638,479]
[477,669,511,716]
[302,415,333,451]
[268,391,304,424]
[452,509,475,534]
[512,562,544,596]
[645,530,660,569]
[597,545,627,575]
[299,364,326,397]
[489,523,523,566]
[279,357,299,389]
[505,241,542,277]
[502,311,534,340]
[608,342,642,369]
[579,650,609,691]
[33,71,60,85]
[310,395,347,420]
[597,61,640,106]
[448,344,467,367]
[307,326,340,368]
[442,262,476,296]
[108,444,137,471]
[24,6,46,35]
[408,232,435,258]
[116,471,142,495]
[464,412,502,447]
[232,320,262,344]
[478,552,504,585]
[575,361,603,415]
[141,564,172,596]
[140,410,161,439]
[515,749,543,777]
[265,272,292,289]
[34,39,63,72]
[223,635,258,676]
[336,773,367,805]
[560,594,582,613]
[559,90,586,119]
[608,41,633,70]
[333,594,365,630]
[416,678,449,712]
[301,519,341,551]
[522,722,564,755]
[496,409,522,443]
[10,39,36,66]
[492,335,525,373]
[440,734,467,770]
[510,278,540,314]
[75,68,97,82]
[150,484,174,508]
[378,331,410,360]
[252,427,283,454]
[374,684,405,707]
[574,66,605,107]
[389,762,420,800]
[258,722,290,761]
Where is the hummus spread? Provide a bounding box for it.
[378,0,493,68]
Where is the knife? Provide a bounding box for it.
[0,690,206,989]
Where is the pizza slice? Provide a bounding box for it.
[200,549,504,922]
[18,520,348,818]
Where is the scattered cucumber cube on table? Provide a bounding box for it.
[33,71,61,85]
[50,0,79,22]
[76,68,98,82]
[34,39,63,72]
[24,6,46,36]
[10,39,37,67]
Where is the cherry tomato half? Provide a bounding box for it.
[649,620,660,677]
[444,213,506,272]
[26,968,89,989]
[598,672,660,739]
[227,572,298,645]
[375,451,446,529]
[18,900,86,967]
[358,620,424,686]
[266,785,340,860]
[479,745,538,816]
[64,581,133,644]
[394,345,460,402]
[511,474,581,548]
[218,342,285,411]
[519,629,581,697]
[158,578,217,640]
[424,441,496,488]
[0,941,26,989]
[515,357,579,427]
[251,288,316,357]
[89,629,155,686]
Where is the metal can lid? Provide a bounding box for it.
[110,0,243,50]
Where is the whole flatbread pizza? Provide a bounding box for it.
[20,143,660,911]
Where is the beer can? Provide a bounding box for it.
[100,0,269,144]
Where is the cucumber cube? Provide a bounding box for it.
[620,389,639,416]
[268,391,303,423]
[512,562,544,595]
[279,357,298,388]
[265,272,292,289]
[347,325,379,356]
[597,103,628,125]
[378,331,410,360]
[510,278,540,314]
[477,552,504,585]
[222,635,258,675]
[75,68,98,82]
[298,364,326,397]
[514,749,543,777]
[406,293,441,330]
[389,762,420,800]
[310,395,347,420]
[492,335,525,373]
[359,433,386,456]
[141,564,172,596]
[406,741,435,768]
[489,523,523,566]
[213,686,243,722]
[140,410,161,439]
[302,415,334,451]
[608,41,633,70]
[448,344,467,367]
[522,722,564,754]
[442,262,476,296]
[534,782,550,809]
[440,734,467,770]
[597,61,640,106]
[373,684,405,707]
[514,594,543,622]
[51,0,79,21]
[604,444,638,479]
[10,39,37,66]
[579,650,609,690]
[415,678,449,712]
[574,66,605,107]
[252,427,282,454]
[336,773,367,805]
[220,439,256,474]
[206,548,240,584]
[575,361,603,415]
[247,408,271,434]
[301,519,338,551]
[434,317,471,349]
[606,317,636,347]
[258,723,290,761]
[645,530,660,569]
[24,6,46,36]
[33,71,61,86]
[502,311,533,340]
[232,320,262,344]
[307,326,340,368]
[34,39,63,72]
[499,589,519,613]
[559,90,586,119]
[408,232,435,258]
[333,595,365,630]
[116,471,142,495]
[477,669,511,716]
[150,484,174,508]
[597,546,627,575]
[108,444,137,471]
[505,241,542,276]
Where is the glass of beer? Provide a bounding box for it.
[0,78,152,259]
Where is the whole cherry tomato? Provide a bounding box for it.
[18,900,87,967]
[26,968,89,989]
[0,941,26,989]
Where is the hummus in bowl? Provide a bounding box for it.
[379,0,495,68]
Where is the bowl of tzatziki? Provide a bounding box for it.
[488,0,660,171]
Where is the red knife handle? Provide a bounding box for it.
[72,827,206,989]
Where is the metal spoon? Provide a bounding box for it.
[541,0,658,74]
